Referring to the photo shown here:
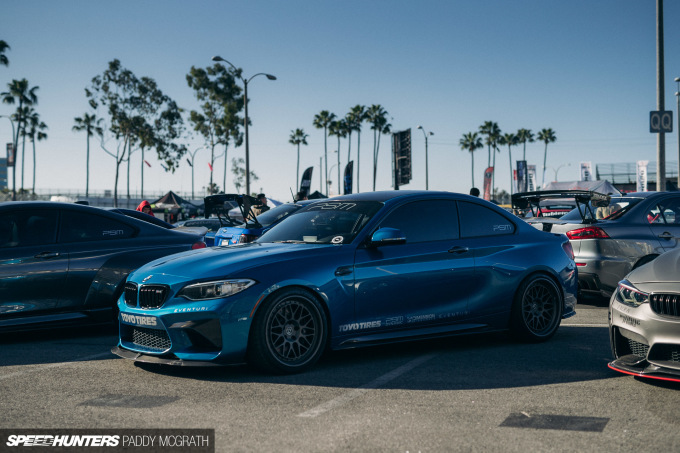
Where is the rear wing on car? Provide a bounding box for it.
[204,194,261,227]
[511,190,610,222]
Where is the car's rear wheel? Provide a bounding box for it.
[248,288,327,374]
[510,275,562,342]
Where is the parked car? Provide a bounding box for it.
[214,200,316,246]
[173,218,238,246]
[514,190,680,300]
[113,191,577,374]
[0,201,207,331]
[104,207,176,229]
[609,247,680,383]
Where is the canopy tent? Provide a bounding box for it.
[151,191,200,220]
[541,180,621,196]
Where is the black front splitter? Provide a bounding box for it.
[609,354,680,383]
[111,346,223,367]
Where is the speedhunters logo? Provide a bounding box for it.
[2,429,215,452]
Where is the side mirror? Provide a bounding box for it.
[368,227,406,247]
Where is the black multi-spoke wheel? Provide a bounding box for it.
[510,275,562,342]
[248,289,327,374]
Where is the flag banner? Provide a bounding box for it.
[6,143,14,167]
[186,158,193,167]
[637,160,649,192]
[482,167,493,201]
[299,166,313,198]
[580,162,592,181]
[516,160,527,192]
[344,161,354,195]
[144,160,151,168]
[527,165,537,192]
[208,162,213,172]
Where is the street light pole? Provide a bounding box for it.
[211,56,276,196]
[0,115,16,201]
[189,146,205,200]
[417,125,434,190]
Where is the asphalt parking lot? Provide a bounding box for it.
[1,299,678,452]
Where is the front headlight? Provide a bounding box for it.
[615,280,649,307]
[178,279,256,301]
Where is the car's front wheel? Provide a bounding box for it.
[510,275,562,342]
[248,288,327,374]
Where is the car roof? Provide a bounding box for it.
[319,190,471,203]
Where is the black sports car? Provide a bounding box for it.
[0,201,207,331]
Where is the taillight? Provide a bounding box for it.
[236,234,258,244]
[562,241,574,260]
[566,226,610,240]
[192,241,207,249]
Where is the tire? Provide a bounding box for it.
[247,288,328,374]
[510,275,562,342]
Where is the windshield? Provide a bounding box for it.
[560,197,644,221]
[258,201,383,244]
[247,203,303,228]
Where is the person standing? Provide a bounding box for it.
[136,200,155,217]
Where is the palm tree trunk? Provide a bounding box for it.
[126,150,131,200]
[508,145,513,196]
[32,140,36,195]
[296,144,300,192]
[141,147,145,199]
[492,147,497,200]
[471,149,475,188]
[357,132,361,193]
[222,146,228,194]
[337,136,341,195]
[323,127,328,196]
[86,134,90,197]
[542,143,548,188]
[21,134,26,192]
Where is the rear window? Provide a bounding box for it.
[560,197,643,221]
[459,202,515,238]
[60,211,136,242]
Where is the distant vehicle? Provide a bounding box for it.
[514,190,680,299]
[174,217,239,246]
[213,199,316,246]
[104,207,175,229]
[113,191,577,374]
[609,247,680,383]
[0,201,206,331]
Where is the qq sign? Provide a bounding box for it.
[650,110,673,133]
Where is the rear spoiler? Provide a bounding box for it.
[203,194,261,227]
[511,190,610,222]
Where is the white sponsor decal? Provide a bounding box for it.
[120,313,158,327]
[493,224,512,232]
[406,314,436,323]
[173,307,208,313]
[339,320,382,332]
[102,230,124,236]
[385,316,404,326]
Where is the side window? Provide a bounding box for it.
[378,200,459,243]
[59,211,136,243]
[459,201,515,238]
[656,198,680,224]
[0,211,58,248]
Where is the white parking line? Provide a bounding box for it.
[0,352,111,381]
[298,352,437,418]
[563,323,608,328]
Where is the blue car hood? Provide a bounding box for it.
[130,242,340,281]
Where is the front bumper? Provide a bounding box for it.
[111,345,228,367]
[609,297,680,383]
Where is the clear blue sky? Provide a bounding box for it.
[3,0,680,202]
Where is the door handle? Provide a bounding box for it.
[35,251,60,259]
[658,232,674,240]
[334,266,353,276]
[448,246,469,254]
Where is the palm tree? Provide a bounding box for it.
[348,105,366,192]
[516,128,534,161]
[459,132,483,188]
[499,132,519,196]
[289,128,309,191]
[73,113,104,197]
[537,128,557,187]
[1,79,39,199]
[0,40,9,67]
[479,121,500,168]
[26,109,47,195]
[328,119,347,195]
[366,105,391,191]
[313,110,336,196]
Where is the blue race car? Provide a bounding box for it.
[212,198,316,246]
[113,191,578,374]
